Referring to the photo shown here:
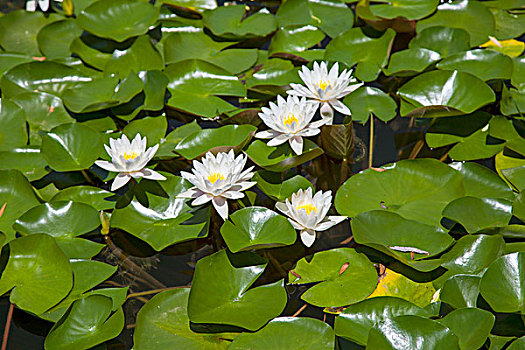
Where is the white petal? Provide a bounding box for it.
[222,191,245,199]
[320,102,334,123]
[256,130,281,139]
[192,193,213,206]
[289,136,304,155]
[330,99,351,115]
[296,128,321,137]
[288,218,305,230]
[95,160,119,172]
[300,229,316,247]
[141,168,167,181]
[212,196,229,220]
[267,134,290,147]
[178,187,201,199]
[316,216,347,231]
[111,173,131,191]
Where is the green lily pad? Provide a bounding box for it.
[269,25,325,56]
[156,121,201,159]
[69,37,112,71]
[508,337,525,350]
[220,207,296,252]
[188,250,287,331]
[275,0,312,27]
[449,162,514,201]
[351,211,453,270]
[438,308,495,350]
[398,70,496,118]
[0,170,41,241]
[110,175,210,251]
[439,274,481,309]
[0,99,27,152]
[41,259,118,322]
[37,19,83,59]
[0,147,49,181]
[334,296,431,345]
[44,295,125,350]
[383,48,441,77]
[343,86,397,123]
[0,234,73,315]
[165,59,246,118]
[134,288,232,349]
[76,0,159,42]
[51,186,115,211]
[288,248,377,307]
[369,0,439,20]
[416,0,495,46]
[511,57,525,92]
[308,0,354,38]
[245,58,301,89]
[335,158,464,227]
[0,53,34,76]
[490,8,525,40]
[501,85,525,117]
[104,35,164,77]
[62,75,123,113]
[40,123,104,172]
[175,124,256,160]
[245,139,323,173]
[11,91,75,145]
[325,28,396,81]
[489,115,525,156]
[0,11,61,56]
[123,115,167,148]
[141,70,169,111]
[367,315,460,350]
[442,197,512,233]
[367,269,436,308]
[409,26,470,57]
[480,252,525,313]
[162,0,217,12]
[202,5,277,40]
[437,49,513,81]
[229,317,335,350]
[1,61,93,99]
[253,171,312,201]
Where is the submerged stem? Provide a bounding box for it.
[368,113,374,168]
[126,285,190,300]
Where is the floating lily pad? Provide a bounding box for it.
[202,5,277,40]
[437,49,513,81]
[40,123,104,172]
[325,28,396,81]
[369,0,439,20]
[0,53,34,76]
[188,250,287,331]
[245,139,323,173]
[165,59,246,118]
[269,25,325,56]
[104,35,164,77]
[442,197,512,233]
[110,175,210,251]
[449,162,514,201]
[416,0,495,46]
[37,19,83,59]
[245,58,301,89]
[0,147,49,181]
[367,315,460,350]
[0,234,73,315]
[335,296,431,345]
[229,317,335,350]
[51,186,114,211]
[123,115,167,148]
[344,86,397,123]
[156,121,201,159]
[439,274,481,309]
[480,252,525,313]
[409,26,470,57]
[398,70,496,117]
[288,248,377,307]
[134,288,233,349]
[383,48,441,77]
[0,99,27,152]
[44,295,125,350]
[253,171,312,201]
[175,124,256,160]
[438,308,495,350]
[76,0,159,42]
[220,207,296,252]
[335,158,464,227]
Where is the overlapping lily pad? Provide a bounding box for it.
[288,248,378,307]
[188,250,287,331]
[439,274,481,309]
[437,49,513,81]
[253,171,312,201]
[438,308,495,350]
[368,0,439,20]
[442,197,512,233]
[344,86,397,123]
[110,175,210,251]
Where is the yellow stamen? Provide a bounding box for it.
[283,114,299,128]
[297,203,318,215]
[318,80,329,91]
[207,172,225,184]
[123,152,138,160]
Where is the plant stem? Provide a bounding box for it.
[80,169,95,185]
[292,303,308,317]
[368,114,374,168]
[126,285,190,300]
[1,303,14,350]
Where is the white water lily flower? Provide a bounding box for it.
[287,61,362,124]
[178,150,256,220]
[95,134,166,191]
[255,95,328,155]
[275,187,346,247]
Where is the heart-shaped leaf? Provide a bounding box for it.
[369,0,439,20]
[437,49,513,81]
[288,248,378,307]
[438,308,495,350]
[442,197,512,233]
[344,86,397,123]
[383,48,441,77]
[439,274,481,309]
[188,250,287,331]
[51,186,115,211]
[409,26,470,58]
[253,171,313,201]
[37,19,83,59]
[0,99,28,152]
